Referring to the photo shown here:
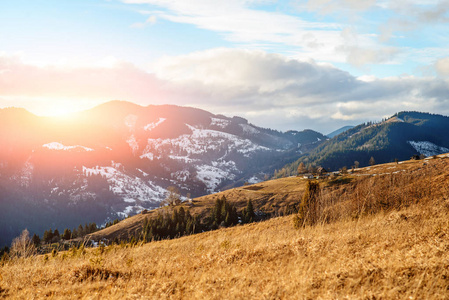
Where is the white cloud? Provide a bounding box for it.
[295,0,377,14]
[121,0,358,63]
[152,49,449,131]
[435,57,449,76]
[121,0,409,67]
[131,15,157,28]
[2,49,449,133]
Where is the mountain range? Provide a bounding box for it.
[2,103,449,247]
[280,111,449,174]
[0,101,326,246]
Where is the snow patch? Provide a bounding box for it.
[82,165,168,204]
[142,125,269,158]
[137,168,149,176]
[210,117,230,128]
[144,118,166,131]
[172,170,190,182]
[127,134,139,154]
[240,123,260,135]
[168,155,197,163]
[247,176,261,184]
[407,141,449,157]
[196,164,235,193]
[124,114,138,129]
[140,152,154,160]
[43,142,94,152]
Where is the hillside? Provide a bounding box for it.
[279,111,449,175]
[0,101,326,247]
[88,152,449,244]
[2,155,449,298]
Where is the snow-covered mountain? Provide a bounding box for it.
[0,101,326,246]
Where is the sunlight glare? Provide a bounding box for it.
[32,102,81,120]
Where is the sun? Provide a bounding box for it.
[31,101,81,119]
[44,105,77,117]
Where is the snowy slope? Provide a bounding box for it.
[408,141,449,157]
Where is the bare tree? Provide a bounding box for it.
[297,162,306,175]
[10,229,36,258]
[160,186,182,207]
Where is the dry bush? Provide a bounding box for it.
[294,180,321,228]
[10,229,36,259]
[71,264,128,282]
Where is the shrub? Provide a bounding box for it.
[295,181,321,228]
[10,229,36,258]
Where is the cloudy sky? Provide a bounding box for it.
[1,0,449,133]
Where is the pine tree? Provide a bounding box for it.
[44,229,53,244]
[244,200,255,223]
[77,224,84,237]
[89,223,97,234]
[32,234,40,247]
[52,229,60,243]
[62,228,72,240]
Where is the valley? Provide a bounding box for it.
[1,154,449,298]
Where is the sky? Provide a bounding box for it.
[1,0,449,134]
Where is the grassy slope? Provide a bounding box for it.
[87,175,308,241]
[89,153,449,242]
[2,155,449,298]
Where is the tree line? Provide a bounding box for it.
[142,196,257,242]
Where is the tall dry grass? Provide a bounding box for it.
[304,161,443,226]
[1,199,449,298]
[1,159,449,299]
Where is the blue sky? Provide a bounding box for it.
[1,0,449,133]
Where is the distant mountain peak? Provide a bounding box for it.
[326,125,354,138]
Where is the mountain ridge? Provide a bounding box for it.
[276,111,449,175]
[0,101,326,247]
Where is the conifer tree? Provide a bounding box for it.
[62,228,72,240]
[77,224,84,237]
[32,233,40,247]
[243,200,255,223]
[44,229,53,244]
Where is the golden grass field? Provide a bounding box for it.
[2,156,449,299]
